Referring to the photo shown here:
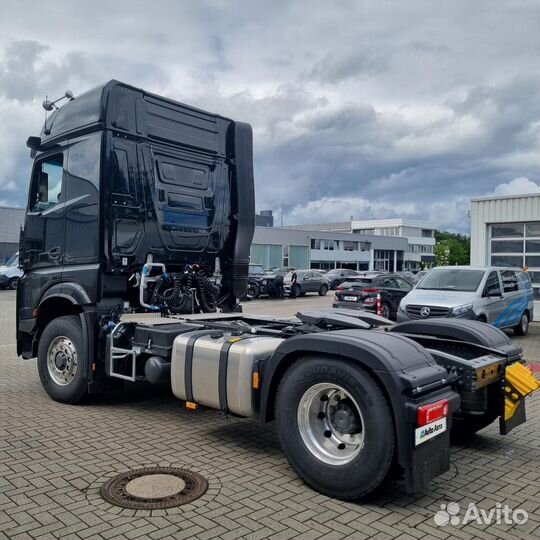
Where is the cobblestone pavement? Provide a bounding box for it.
[1,290,539,540]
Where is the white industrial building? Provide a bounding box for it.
[470,193,540,306]
[286,218,436,271]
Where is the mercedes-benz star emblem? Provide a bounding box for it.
[420,306,431,317]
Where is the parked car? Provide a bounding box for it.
[284,270,329,296]
[325,268,360,289]
[397,266,534,335]
[245,264,280,299]
[333,274,414,320]
[0,252,22,290]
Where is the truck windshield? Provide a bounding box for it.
[417,269,484,292]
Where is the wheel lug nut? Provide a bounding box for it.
[317,412,326,419]
[320,395,329,402]
[337,443,346,450]
[324,430,332,438]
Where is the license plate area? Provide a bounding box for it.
[343,296,357,301]
[414,418,447,446]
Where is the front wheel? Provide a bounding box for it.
[246,283,260,300]
[8,277,18,290]
[318,285,328,296]
[514,311,529,336]
[37,315,89,404]
[275,356,395,500]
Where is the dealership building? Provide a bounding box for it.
[471,193,540,302]
[250,216,436,272]
[0,206,25,262]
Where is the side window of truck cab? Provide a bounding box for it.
[29,155,64,212]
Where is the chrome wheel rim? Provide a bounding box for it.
[47,336,78,386]
[297,383,365,465]
[381,304,390,319]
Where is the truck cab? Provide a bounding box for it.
[17,80,254,359]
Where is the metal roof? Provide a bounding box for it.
[0,206,25,243]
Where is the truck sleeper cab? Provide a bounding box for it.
[16,81,539,501]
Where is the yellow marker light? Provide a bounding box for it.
[252,372,260,389]
[186,401,198,410]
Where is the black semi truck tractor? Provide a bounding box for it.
[16,81,539,500]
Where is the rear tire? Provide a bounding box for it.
[451,412,498,442]
[37,315,88,404]
[8,277,18,290]
[275,356,395,500]
[330,280,340,290]
[514,311,529,336]
[318,285,328,296]
[380,302,391,320]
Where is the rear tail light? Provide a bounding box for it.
[336,287,344,291]
[417,399,449,426]
[362,288,379,293]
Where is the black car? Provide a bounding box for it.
[325,268,360,290]
[246,264,283,299]
[333,274,413,320]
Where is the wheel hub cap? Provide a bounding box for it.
[297,383,365,465]
[47,337,78,386]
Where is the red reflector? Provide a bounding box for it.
[417,399,449,426]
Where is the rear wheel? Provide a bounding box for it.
[514,311,529,336]
[8,277,18,290]
[380,302,391,320]
[451,411,499,442]
[37,315,88,404]
[275,356,395,500]
[318,285,328,296]
[330,280,340,290]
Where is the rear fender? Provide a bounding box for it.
[260,329,457,481]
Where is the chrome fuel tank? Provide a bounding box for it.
[171,331,283,417]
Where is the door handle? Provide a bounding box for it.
[48,247,61,260]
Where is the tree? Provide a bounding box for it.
[434,231,470,266]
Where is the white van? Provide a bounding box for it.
[397,266,534,335]
[0,252,22,290]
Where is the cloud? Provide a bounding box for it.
[0,0,538,233]
[492,177,540,196]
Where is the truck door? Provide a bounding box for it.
[22,152,66,271]
[61,134,101,299]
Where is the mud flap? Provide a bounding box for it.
[500,362,540,435]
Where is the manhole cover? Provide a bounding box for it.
[100,467,208,509]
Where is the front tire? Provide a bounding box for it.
[37,315,89,404]
[8,277,18,290]
[275,356,395,500]
[318,285,328,296]
[246,283,260,300]
[514,311,529,336]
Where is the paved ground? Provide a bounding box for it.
[1,289,539,540]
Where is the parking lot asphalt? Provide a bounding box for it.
[1,289,539,540]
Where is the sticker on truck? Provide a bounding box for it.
[414,417,447,446]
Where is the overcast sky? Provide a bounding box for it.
[0,0,538,232]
